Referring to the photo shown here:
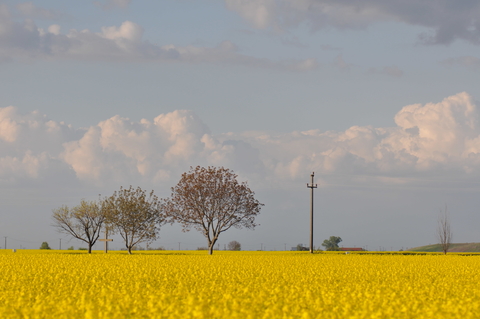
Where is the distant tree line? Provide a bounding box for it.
[52,166,263,255]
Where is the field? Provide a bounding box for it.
[0,250,479,318]
[409,243,480,253]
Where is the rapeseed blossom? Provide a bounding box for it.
[0,250,478,318]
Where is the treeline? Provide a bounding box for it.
[52,166,263,255]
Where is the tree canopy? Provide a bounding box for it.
[322,236,342,251]
[52,200,105,253]
[228,240,242,251]
[164,166,263,255]
[103,186,164,254]
[39,242,51,250]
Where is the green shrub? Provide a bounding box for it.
[40,242,51,250]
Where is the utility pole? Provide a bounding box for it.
[4,236,6,250]
[59,238,61,250]
[178,242,181,250]
[307,172,317,254]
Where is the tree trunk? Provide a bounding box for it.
[88,244,92,254]
[128,246,132,254]
[209,237,219,255]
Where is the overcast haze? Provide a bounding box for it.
[1,0,480,251]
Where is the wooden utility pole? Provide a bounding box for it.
[307,172,317,254]
[98,228,113,253]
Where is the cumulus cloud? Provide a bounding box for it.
[221,92,480,183]
[224,0,480,45]
[0,106,78,183]
[2,92,480,189]
[0,4,317,71]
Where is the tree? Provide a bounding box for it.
[164,166,264,255]
[228,240,241,251]
[322,236,342,251]
[437,205,452,255]
[40,242,51,249]
[52,200,105,253]
[103,186,163,254]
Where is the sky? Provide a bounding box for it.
[1,0,480,251]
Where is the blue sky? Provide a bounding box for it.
[1,0,480,251]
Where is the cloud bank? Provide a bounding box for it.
[225,0,480,45]
[1,92,479,189]
[0,4,316,70]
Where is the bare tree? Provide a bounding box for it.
[228,240,241,251]
[164,166,264,255]
[103,186,163,254]
[437,205,452,255]
[52,200,105,253]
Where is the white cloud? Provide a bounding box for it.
[2,92,480,189]
[224,0,480,45]
[0,106,77,182]
[223,92,480,182]
[100,21,143,42]
[0,4,317,71]
[61,111,212,185]
[47,24,61,35]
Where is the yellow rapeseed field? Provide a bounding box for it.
[0,250,479,318]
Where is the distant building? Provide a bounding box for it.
[292,244,309,251]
